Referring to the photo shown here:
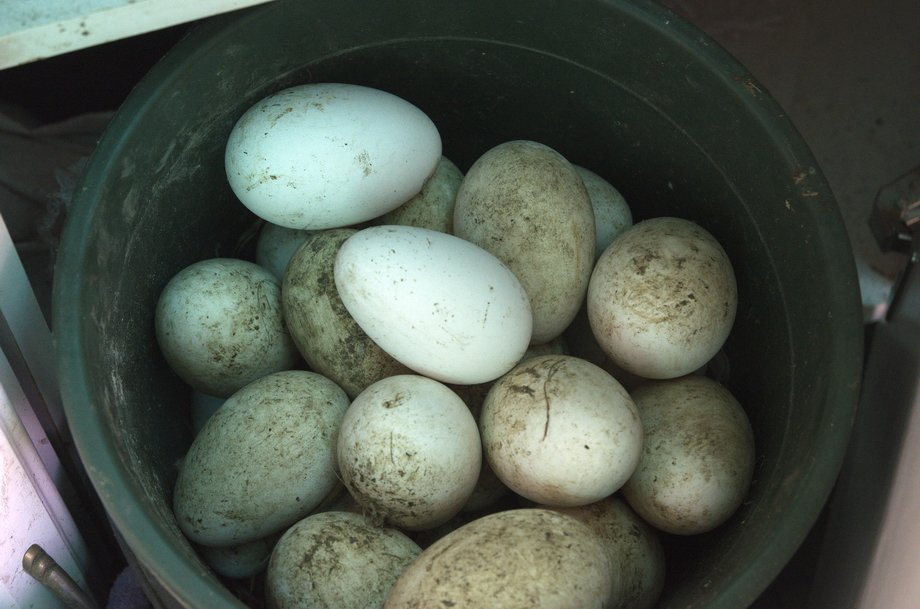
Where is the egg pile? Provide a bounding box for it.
[156,83,755,609]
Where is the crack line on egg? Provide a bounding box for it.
[541,358,565,441]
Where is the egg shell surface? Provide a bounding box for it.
[225,83,442,230]
[480,354,643,507]
[334,225,533,385]
[267,511,421,609]
[383,508,613,609]
[172,370,350,547]
[154,258,300,399]
[622,375,755,535]
[453,140,595,345]
[587,216,737,379]
[282,228,413,399]
[336,374,482,531]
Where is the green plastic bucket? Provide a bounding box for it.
[53,0,863,606]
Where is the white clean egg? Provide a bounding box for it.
[333,225,533,385]
[225,83,442,230]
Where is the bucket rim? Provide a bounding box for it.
[52,0,864,606]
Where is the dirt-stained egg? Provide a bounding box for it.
[282,228,413,399]
[454,140,595,345]
[154,258,300,399]
[622,375,755,535]
[266,511,421,609]
[384,509,613,609]
[336,374,481,531]
[480,354,643,507]
[173,370,349,547]
[587,217,737,379]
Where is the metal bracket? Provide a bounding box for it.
[869,164,920,257]
[868,164,920,320]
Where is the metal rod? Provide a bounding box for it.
[22,544,101,609]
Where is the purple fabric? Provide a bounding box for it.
[107,567,153,609]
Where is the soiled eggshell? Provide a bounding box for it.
[154,258,300,399]
[266,511,421,609]
[336,375,481,531]
[334,225,532,385]
[383,508,613,609]
[453,140,595,345]
[372,155,463,234]
[480,354,643,507]
[539,496,666,609]
[573,165,633,261]
[173,370,350,547]
[256,222,317,281]
[622,375,755,535]
[282,228,412,398]
[225,83,441,230]
[587,216,737,379]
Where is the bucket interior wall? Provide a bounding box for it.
[53,0,863,607]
